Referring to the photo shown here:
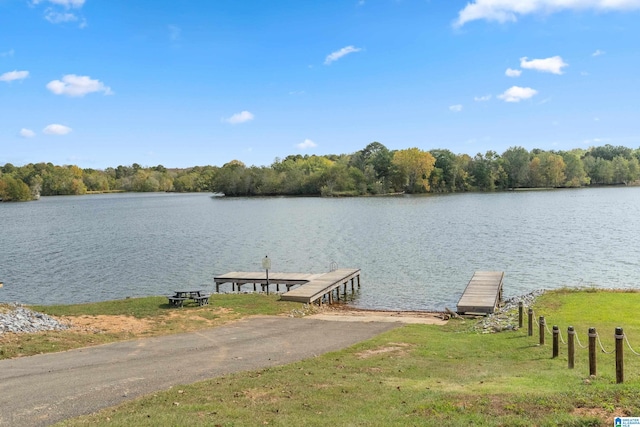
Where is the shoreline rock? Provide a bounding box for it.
[475,290,545,333]
[0,303,69,334]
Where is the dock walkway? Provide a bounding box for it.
[214,269,361,305]
[456,271,504,315]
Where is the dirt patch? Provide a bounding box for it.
[355,342,413,359]
[61,315,154,334]
[58,307,237,336]
[307,305,447,325]
[572,406,617,422]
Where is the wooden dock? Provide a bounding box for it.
[456,271,504,315]
[214,269,361,305]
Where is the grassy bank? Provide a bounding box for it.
[50,289,640,426]
[0,294,303,359]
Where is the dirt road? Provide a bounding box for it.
[0,316,398,427]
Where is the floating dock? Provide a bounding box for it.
[456,271,504,315]
[214,269,361,305]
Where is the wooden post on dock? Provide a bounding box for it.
[519,302,523,329]
[539,317,545,345]
[528,309,533,336]
[588,327,597,376]
[567,326,575,369]
[616,327,624,384]
[552,326,559,358]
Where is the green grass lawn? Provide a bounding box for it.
[54,289,640,427]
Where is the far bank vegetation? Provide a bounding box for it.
[2,143,640,201]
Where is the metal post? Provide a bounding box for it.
[262,255,271,296]
[616,327,624,384]
[539,316,545,345]
[568,326,575,369]
[552,326,559,358]
[588,327,597,377]
[528,308,533,337]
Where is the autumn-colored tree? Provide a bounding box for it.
[541,153,566,187]
[392,148,436,193]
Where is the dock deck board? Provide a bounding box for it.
[280,269,361,304]
[457,271,504,315]
[214,269,361,304]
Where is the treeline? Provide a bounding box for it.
[1,142,640,201]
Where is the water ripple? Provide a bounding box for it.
[1,188,640,310]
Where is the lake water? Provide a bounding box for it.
[1,188,639,311]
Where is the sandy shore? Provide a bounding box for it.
[306,305,448,325]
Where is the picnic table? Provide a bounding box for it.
[167,289,210,307]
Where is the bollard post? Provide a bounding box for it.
[519,302,523,329]
[552,326,559,358]
[567,326,575,369]
[616,327,624,384]
[539,316,545,345]
[588,327,597,377]
[528,308,533,336]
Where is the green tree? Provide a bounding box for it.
[561,151,589,187]
[0,174,32,201]
[502,146,530,188]
[583,156,614,184]
[587,144,633,161]
[469,151,504,191]
[429,149,460,192]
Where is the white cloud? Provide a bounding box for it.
[583,137,610,145]
[224,111,254,124]
[43,124,72,135]
[498,86,538,102]
[474,94,492,102]
[520,56,568,75]
[32,0,85,8]
[0,70,29,82]
[32,0,86,27]
[45,10,78,24]
[449,104,463,112]
[46,74,113,97]
[168,25,181,41]
[19,128,36,138]
[0,49,14,57]
[592,49,606,57]
[505,68,522,77]
[324,45,362,65]
[454,0,640,27]
[297,139,317,150]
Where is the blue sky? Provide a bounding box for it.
[1,0,639,169]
